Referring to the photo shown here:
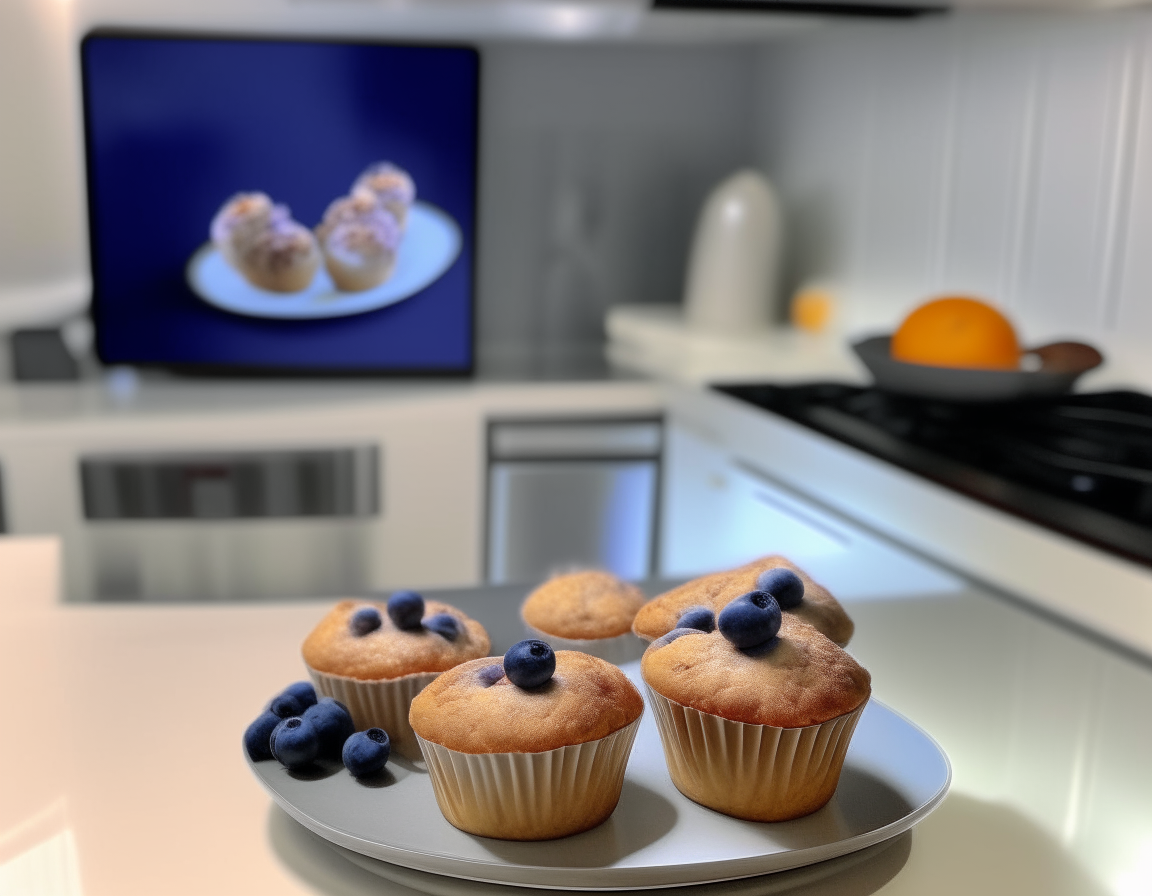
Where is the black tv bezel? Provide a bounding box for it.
[80,27,481,379]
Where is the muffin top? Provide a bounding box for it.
[409,650,644,754]
[632,556,854,646]
[641,615,870,728]
[302,599,490,681]
[521,570,646,640]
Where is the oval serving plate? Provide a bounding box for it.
[852,335,1102,402]
[246,661,950,891]
[187,201,461,321]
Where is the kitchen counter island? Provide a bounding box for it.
[2,536,1148,895]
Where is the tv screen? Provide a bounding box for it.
[81,32,479,374]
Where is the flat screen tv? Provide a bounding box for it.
[81,31,479,375]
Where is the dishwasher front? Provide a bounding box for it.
[485,417,662,585]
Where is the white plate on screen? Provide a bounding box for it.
[187,201,461,320]
[246,662,950,891]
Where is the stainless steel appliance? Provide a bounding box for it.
[80,445,379,601]
[485,417,662,584]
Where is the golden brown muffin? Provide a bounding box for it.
[633,556,854,646]
[410,651,643,754]
[521,570,646,641]
[302,598,489,759]
[411,649,644,840]
[641,615,870,822]
[641,615,870,728]
[302,598,489,681]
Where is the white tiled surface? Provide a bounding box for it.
[756,11,1152,390]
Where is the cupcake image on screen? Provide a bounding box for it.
[209,192,321,293]
[315,188,403,292]
[353,161,416,229]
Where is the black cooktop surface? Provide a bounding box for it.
[716,382,1152,567]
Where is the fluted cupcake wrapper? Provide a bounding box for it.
[644,686,865,822]
[524,625,646,666]
[307,668,438,760]
[415,717,641,841]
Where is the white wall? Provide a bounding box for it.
[755,10,1152,389]
[0,0,89,327]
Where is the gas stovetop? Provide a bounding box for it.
[716,382,1152,568]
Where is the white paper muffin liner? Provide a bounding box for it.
[307,667,438,760]
[645,686,865,822]
[415,717,641,840]
[524,625,646,666]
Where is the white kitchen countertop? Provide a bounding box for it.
[3,535,1149,896]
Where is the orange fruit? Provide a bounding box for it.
[790,286,836,333]
[890,296,1020,370]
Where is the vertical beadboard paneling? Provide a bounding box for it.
[940,18,1041,311]
[757,11,1152,386]
[1021,17,1132,342]
[754,27,876,307]
[1115,22,1152,344]
[853,22,956,324]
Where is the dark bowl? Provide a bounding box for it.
[851,336,1103,402]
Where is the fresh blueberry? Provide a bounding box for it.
[268,692,305,719]
[476,663,504,687]
[652,627,707,649]
[342,728,391,777]
[270,716,320,770]
[717,590,782,650]
[281,681,318,709]
[387,591,425,631]
[244,710,282,761]
[350,606,383,636]
[424,612,460,641]
[303,697,356,758]
[677,606,716,633]
[504,640,556,689]
[755,568,805,610]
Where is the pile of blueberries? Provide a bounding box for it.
[243,682,391,778]
[658,567,805,655]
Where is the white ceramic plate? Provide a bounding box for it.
[246,662,949,891]
[331,835,908,895]
[187,201,461,320]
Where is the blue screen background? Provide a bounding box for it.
[82,35,477,372]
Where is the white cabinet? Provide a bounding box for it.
[660,418,850,578]
[0,379,663,600]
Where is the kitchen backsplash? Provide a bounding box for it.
[754,10,1152,389]
[476,43,756,360]
[4,2,1150,384]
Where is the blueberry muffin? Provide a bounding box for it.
[302,592,490,759]
[633,556,854,647]
[521,570,646,664]
[641,592,870,822]
[410,642,644,840]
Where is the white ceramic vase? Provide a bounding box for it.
[683,169,781,334]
